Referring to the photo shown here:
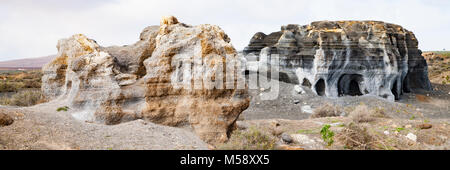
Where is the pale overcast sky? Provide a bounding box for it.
[0,0,449,61]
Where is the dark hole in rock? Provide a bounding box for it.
[402,75,411,93]
[136,59,148,79]
[278,72,291,83]
[338,74,363,96]
[66,80,72,89]
[403,71,426,92]
[315,79,325,96]
[302,78,312,87]
[348,80,363,96]
[391,80,399,100]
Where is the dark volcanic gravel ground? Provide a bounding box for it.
[241,73,450,121]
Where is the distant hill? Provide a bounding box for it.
[0,55,55,70]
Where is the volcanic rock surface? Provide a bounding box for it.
[42,16,249,144]
[243,21,432,101]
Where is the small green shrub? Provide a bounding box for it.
[443,75,450,85]
[320,124,334,146]
[395,128,405,132]
[57,106,69,112]
[395,127,405,132]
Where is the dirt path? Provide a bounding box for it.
[0,101,208,150]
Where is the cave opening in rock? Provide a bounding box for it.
[302,78,312,87]
[278,72,291,83]
[338,74,363,96]
[391,80,399,100]
[403,71,424,93]
[348,80,363,96]
[315,79,325,96]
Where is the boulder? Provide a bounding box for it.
[0,113,14,126]
[243,21,432,101]
[42,16,250,144]
[417,123,432,129]
[294,85,305,94]
[406,133,417,142]
[281,133,293,144]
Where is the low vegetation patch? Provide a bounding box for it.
[349,104,387,123]
[0,89,44,106]
[320,124,334,146]
[336,122,415,150]
[0,70,44,106]
[0,70,42,93]
[217,127,276,150]
[310,103,342,118]
[297,128,320,134]
[336,123,374,150]
[57,106,70,112]
[0,82,24,93]
[424,51,450,84]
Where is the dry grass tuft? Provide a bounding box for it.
[349,105,387,123]
[336,123,374,149]
[310,103,342,118]
[350,105,375,123]
[370,107,388,118]
[0,89,44,106]
[0,82,24,93]
[216,127,277,150]
[337,122,414,150]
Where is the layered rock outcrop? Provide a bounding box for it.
[244,21,432,101]
[42,16,249,144]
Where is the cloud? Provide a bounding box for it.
[0,0,449,61]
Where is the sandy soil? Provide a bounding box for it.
[0,100,208,150]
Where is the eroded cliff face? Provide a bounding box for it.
[244,21,432,101]
[42,16,249,144]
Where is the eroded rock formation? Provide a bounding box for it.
[42,16,249,144]
[244,21,432,101]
